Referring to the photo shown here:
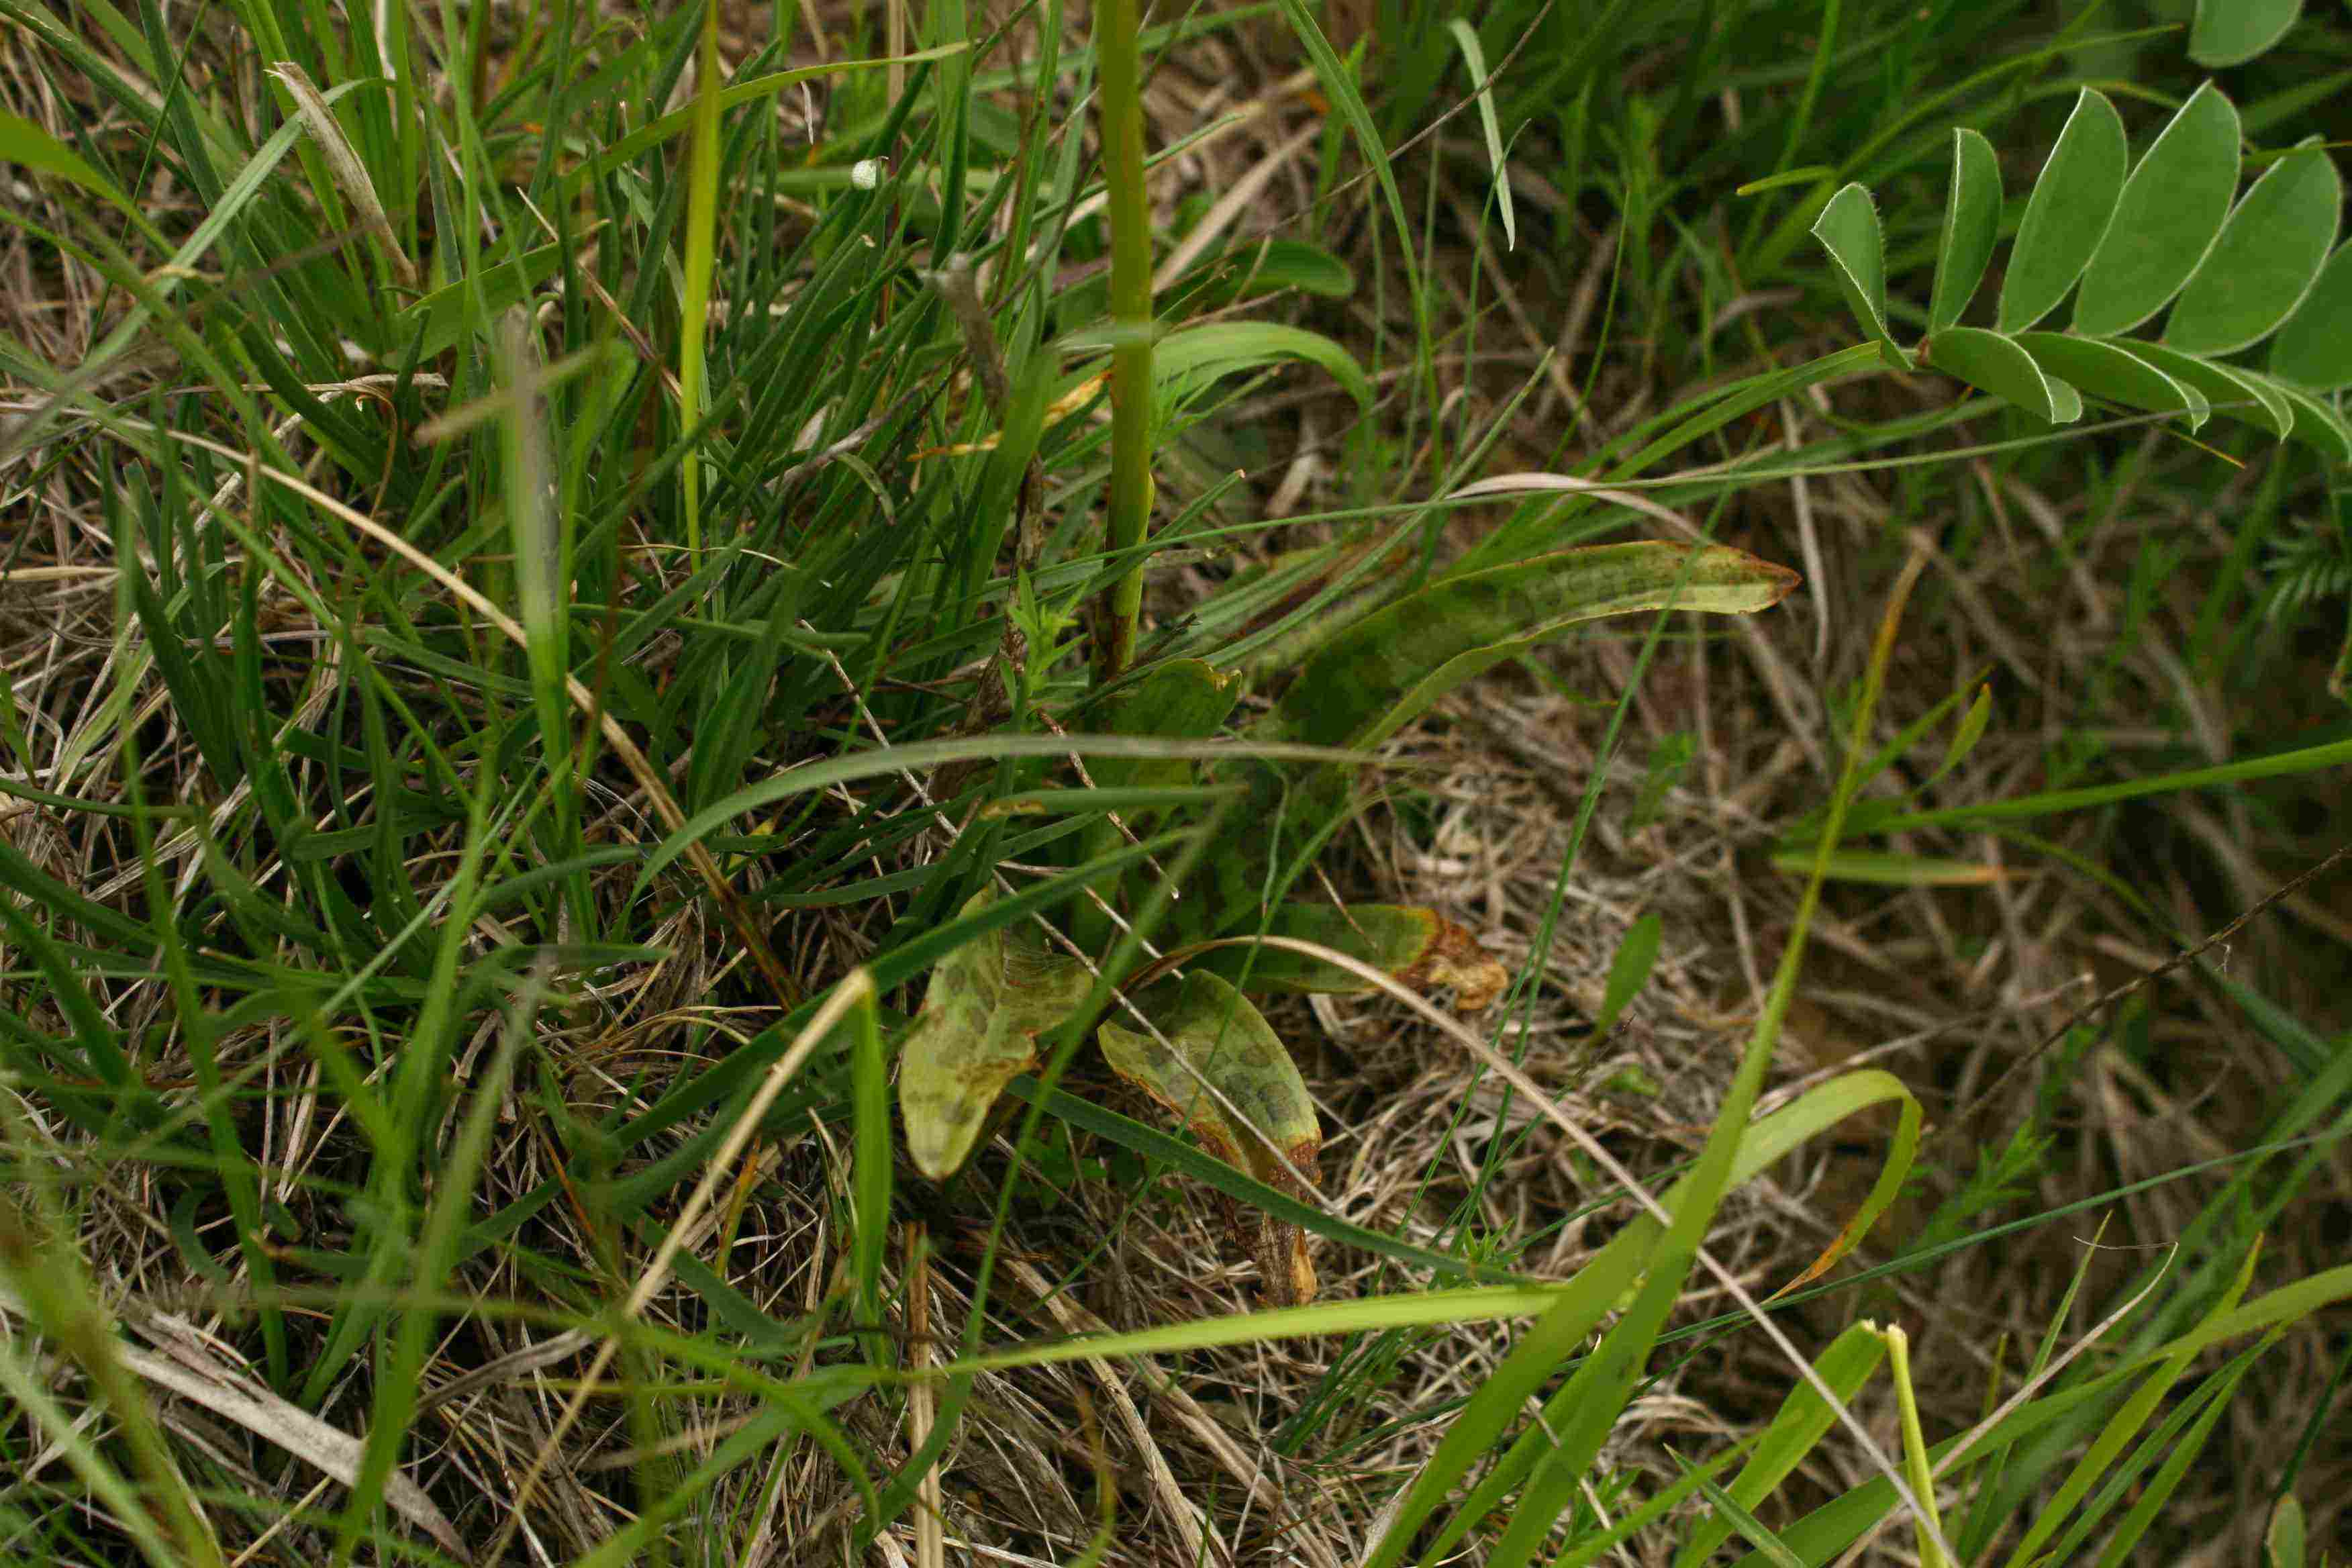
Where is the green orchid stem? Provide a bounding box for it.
[1088,0,1154,691]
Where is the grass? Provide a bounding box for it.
[3,0,2351,1563]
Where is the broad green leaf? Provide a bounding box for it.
[1179,904,1508,1012]
[2257,372,2352,462]
[897,889,1096,1179]
[2190,0,2302,67]
[2165,138,2342,356]
[2269,239,2352,389]
[1998,89,2128,332]
[2073,83,2242,338]
[1592,912,1661,1036]
[2125,340,2294,437]
[1275,542,1799,753]
[2014,333,2208,429]
[1152,321,1373,419]
[2266,1496,2307,1568]
[1810,183,1908,368]
[1099,971,1321,1304]
[1922,326,2073,423]
[1930,128,2003,334]
[1671,1325,1887,1568]
[1085,658,1241,797]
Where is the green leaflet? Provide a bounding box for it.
[1178,903,1508,1011]
[1998,89,2127,333]
[1098,971,1322,1304]
[2012,333,2207,429]
[2258,373,2352,462]
[897,889,1097,1179]
[1810,183,1906,368]
[1929,128,2002,334]
[2190,0,2302,68]
[1922,327,2077,424]
[2165,138,2342,357]
[2073,83,2241,340]
[2270,240,2352,389]
[1273,542,1799,753]
[2125,340,2294,438]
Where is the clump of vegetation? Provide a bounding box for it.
[3,0,2349,1563]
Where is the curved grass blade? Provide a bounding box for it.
[2014,332,2207,429]
[1929,128,2002,334]
[1275,542,1799,753]
[1998,89,2128,332]
[1811,183,1908,368]
[2165,138,2342,356]
[2190,0,2302,68]
[898,889,1097,1179]
[1447,18,1515,252]
[1922,326,2071,424]
[2073,83,2241,339]
[1099,972,1321,1304]
[2269,239,2352,389]
[1152,320,1374,418]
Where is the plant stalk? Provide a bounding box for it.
[1088,0,1154,689]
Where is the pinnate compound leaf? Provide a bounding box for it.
[2269,240,2352,389]
[2073,83,2241,338]
[1275,542,1798,753]
[2165,138,2342,356]
[1185,904,1507,1012]
[2014,333,2208,428]
[1998,89,2128,332]
[1930,128,2003,334]
[1099,972,1321,1304]
[1810,183,1908,367]
[898,890,1096,1179]
[2124,340,2294,438]
[2190,0,2302,67]
[1922,326,2073,423]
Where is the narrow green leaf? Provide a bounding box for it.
[1930,128,2003,334]
[2073,83,2241,338]
[2190,0,2303,67]
[1998,89,2128,332]
[2125,340,2294,437]
[1810,183,1908,368]
[897,889,1096,1179]
[1447,18,1515,252]
[1181,904,1506,1010]
[0,110,153,236]
[1922,326,2067,423]
[2165,138,2342,356]
[1767,849,2005,886]
[1276,542,1799,754]
[1671,1326,1887,1568]
[1673,1455,1808,1568]
[1592,912,1661,1036]
[1152,321,1373,417]
[2014,333,2208,429]
[1175,239,1356,304]
[2269,239,2352,389]
[1099,971,1322,1304]
[1938,683,1995,782]
[850,983,891,1366]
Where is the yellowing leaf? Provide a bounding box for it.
[1185,903,1508,1012]
[1099,973,1322,1304]
[897,891,1095,1179]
